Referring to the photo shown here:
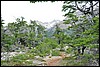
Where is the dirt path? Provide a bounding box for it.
[42,52,71,66]
[42,56,62,66]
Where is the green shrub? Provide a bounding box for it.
[29,38,59,57]
[52,50,60,56]
[11,53,34,61]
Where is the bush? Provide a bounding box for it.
[29,38,59,57]
[52,50,60,56]
[11,53,34,61]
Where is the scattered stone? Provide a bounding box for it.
[53,48,60,51]
[32,60,43,65]
[34,56,43,60]
[1,51,25,61]
[63,46,69,51]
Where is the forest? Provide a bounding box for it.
[1,1,99,66]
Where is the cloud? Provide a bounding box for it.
[1,1,65,26]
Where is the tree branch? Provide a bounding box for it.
[75,1,92,15]
[89,1,99,8]
[81,1,88,10]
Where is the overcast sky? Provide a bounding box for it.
[1,1,65,26]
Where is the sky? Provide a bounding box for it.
[1,1,65,26]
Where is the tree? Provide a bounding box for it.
[62,1,99,17]
[62,1,99,50]
[1,17,5,48]
[53,24,62,44]
[1,17,5,27]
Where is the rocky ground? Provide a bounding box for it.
[1,46,99,66]
[1,51,71,66]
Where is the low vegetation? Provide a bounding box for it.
[1,1,99,66]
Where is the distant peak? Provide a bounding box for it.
[35,20,62,29]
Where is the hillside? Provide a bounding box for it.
[1,1,99,66]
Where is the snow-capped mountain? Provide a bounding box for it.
[35,20,62,30]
